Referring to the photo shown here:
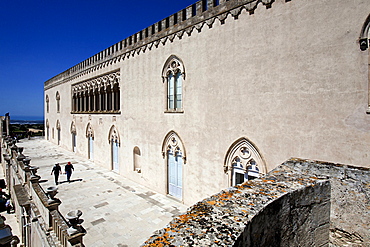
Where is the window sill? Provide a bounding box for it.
[71,111,121,115]
[164,110,184,114]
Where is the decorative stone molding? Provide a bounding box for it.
[108,125,120,145]
[70,121,76,134]
[161,131,186,164]
[161,55,186,83]
[86,123,94,138]
[71,71,120,94]
[224,137,266,175]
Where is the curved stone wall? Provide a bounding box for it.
[142,159,369,246]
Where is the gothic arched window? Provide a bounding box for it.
[56,92,60,113]
[162,55,185,112]
[224,138,266,186]
[46,95,49,113]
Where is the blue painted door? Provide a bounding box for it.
[112,141,119,172]
[168,150,182,200]
[89,137,94,160]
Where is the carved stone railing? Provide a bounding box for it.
[50,210,86,247]
[44,0,279,89]
[2,140,86,247]
[142,159,370,246]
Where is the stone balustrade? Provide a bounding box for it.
[1,137,86,247]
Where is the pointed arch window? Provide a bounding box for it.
[162,56,185,112]
[224,138,266,186]
[56,92,60,113]
[46,95,49,113]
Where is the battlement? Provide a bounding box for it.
[44,0,279,89]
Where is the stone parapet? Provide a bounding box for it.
[142,159,369,246]
[44,0,279,90]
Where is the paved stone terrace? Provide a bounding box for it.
[17,137,188,247]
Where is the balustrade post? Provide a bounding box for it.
[66,210,86,246]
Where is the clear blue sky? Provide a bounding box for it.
[0,0,196,119]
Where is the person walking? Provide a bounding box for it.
[51,163,62,185]
[65,162,74,182]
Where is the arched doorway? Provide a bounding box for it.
[86,123,94,160]
[56,120,61,145]
[162,131,186,200]
[70,121,77,152]
[108,125,120,173]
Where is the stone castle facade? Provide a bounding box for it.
[44,0,370,205]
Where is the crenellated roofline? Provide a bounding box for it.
[44,0,280,90]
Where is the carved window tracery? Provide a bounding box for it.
[162,56,185,113]
[108,125,120,145]
[71,71,120,114]
[224,138,266,186]
[86,123,94,160]
[86,123,94,138]
[162,131,186,200]
[70,121,77,134]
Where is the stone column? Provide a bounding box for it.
[104,89,108,111]
[5,114,10,136]
[111,87,116,111]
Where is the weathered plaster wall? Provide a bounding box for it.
[44,0,370,205]
[142,159,369,246]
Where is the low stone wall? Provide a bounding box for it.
[142,159,369,246]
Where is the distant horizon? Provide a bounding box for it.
[9,115,44,121]
[0,0,196,119]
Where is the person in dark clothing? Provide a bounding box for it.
[0,188,12,213]
[65,162,74,182]
[51,163,62,185]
